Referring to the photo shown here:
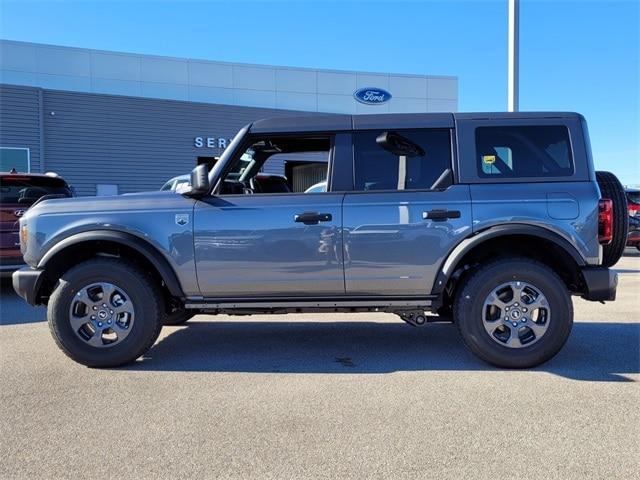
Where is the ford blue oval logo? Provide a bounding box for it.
[353,87,392,105]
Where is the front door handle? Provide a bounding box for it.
[422,209,461,221]
[294,212,332,225]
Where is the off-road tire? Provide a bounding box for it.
[596,171,628,267]
[454,257,573,368]
[162,311,194,326]
[48,257,163,367]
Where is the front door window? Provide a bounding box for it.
[216,136,331,195]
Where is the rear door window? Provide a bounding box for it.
[475,125,573,178]
[353,129,452,191]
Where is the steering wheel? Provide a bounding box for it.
[248,177,260,194]
[241,178,255,195]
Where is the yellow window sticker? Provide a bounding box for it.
[482,155,496,164]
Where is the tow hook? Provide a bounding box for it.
[395,309,427,327]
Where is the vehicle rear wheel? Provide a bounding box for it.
[162,310,194,326]
[596,171,628,267]
[454,257,573,368]
[48,257,163,367]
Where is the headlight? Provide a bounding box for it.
[20,224,28,251]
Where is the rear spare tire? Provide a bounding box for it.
[596,171,628,267]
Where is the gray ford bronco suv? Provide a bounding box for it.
[12,112,628,369]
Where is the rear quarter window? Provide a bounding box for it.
[475,125,574,178]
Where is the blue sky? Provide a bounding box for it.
[1,0,638,184]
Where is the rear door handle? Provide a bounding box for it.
[294,212,333,225]
[422,209,461,221]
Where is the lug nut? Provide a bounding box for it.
[92,306,97,310]
[107,320,111,324]
[91,316,96,320]
[102,304,107,308]
[521,318,527,323]
[512,322,518,327]
[98,322,103,327]
[514,303,519,307]
[505,307,510,311]
[109,310,114,314]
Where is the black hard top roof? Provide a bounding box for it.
[249,112,584,133]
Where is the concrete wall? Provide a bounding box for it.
[0,40,458,114]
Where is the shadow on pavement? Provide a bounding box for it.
[0,278,48,325]
[123,320,639,382]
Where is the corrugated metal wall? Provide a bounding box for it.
[291,163,327,192]
[40,89,307,196]
[0,85,42,172]
[262,152,328,176]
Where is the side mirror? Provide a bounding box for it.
[186,164,210,196]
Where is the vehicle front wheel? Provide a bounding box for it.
[453,257,573,368]
[48,258,163,367]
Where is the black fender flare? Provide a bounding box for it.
[431,224,587,295]
[38,230,185,298]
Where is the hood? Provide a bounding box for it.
[25,191,193,219]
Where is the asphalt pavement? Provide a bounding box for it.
[1,251,638,479]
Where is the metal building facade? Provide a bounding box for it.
[44,89,305,195]
[0,85,42,172]
[0,40,459,196]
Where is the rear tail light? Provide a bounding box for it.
[629,204,640,217]
[598,199,613,245]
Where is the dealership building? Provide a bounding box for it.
[0,39,458,196]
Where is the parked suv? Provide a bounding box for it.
[13,113,627,368]
[1,171,73,275]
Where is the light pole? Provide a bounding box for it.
[508,0,520,111]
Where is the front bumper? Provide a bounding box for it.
[580,266,618,301]
[12,267,46,306]
[0,263,26,277]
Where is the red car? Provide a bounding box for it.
[0,170,74,275]
[626,187,640,251]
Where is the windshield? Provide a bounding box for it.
[0,176,72,205]
[226,153,253,180]
[627,191,640,205]
[208,125,251,186]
